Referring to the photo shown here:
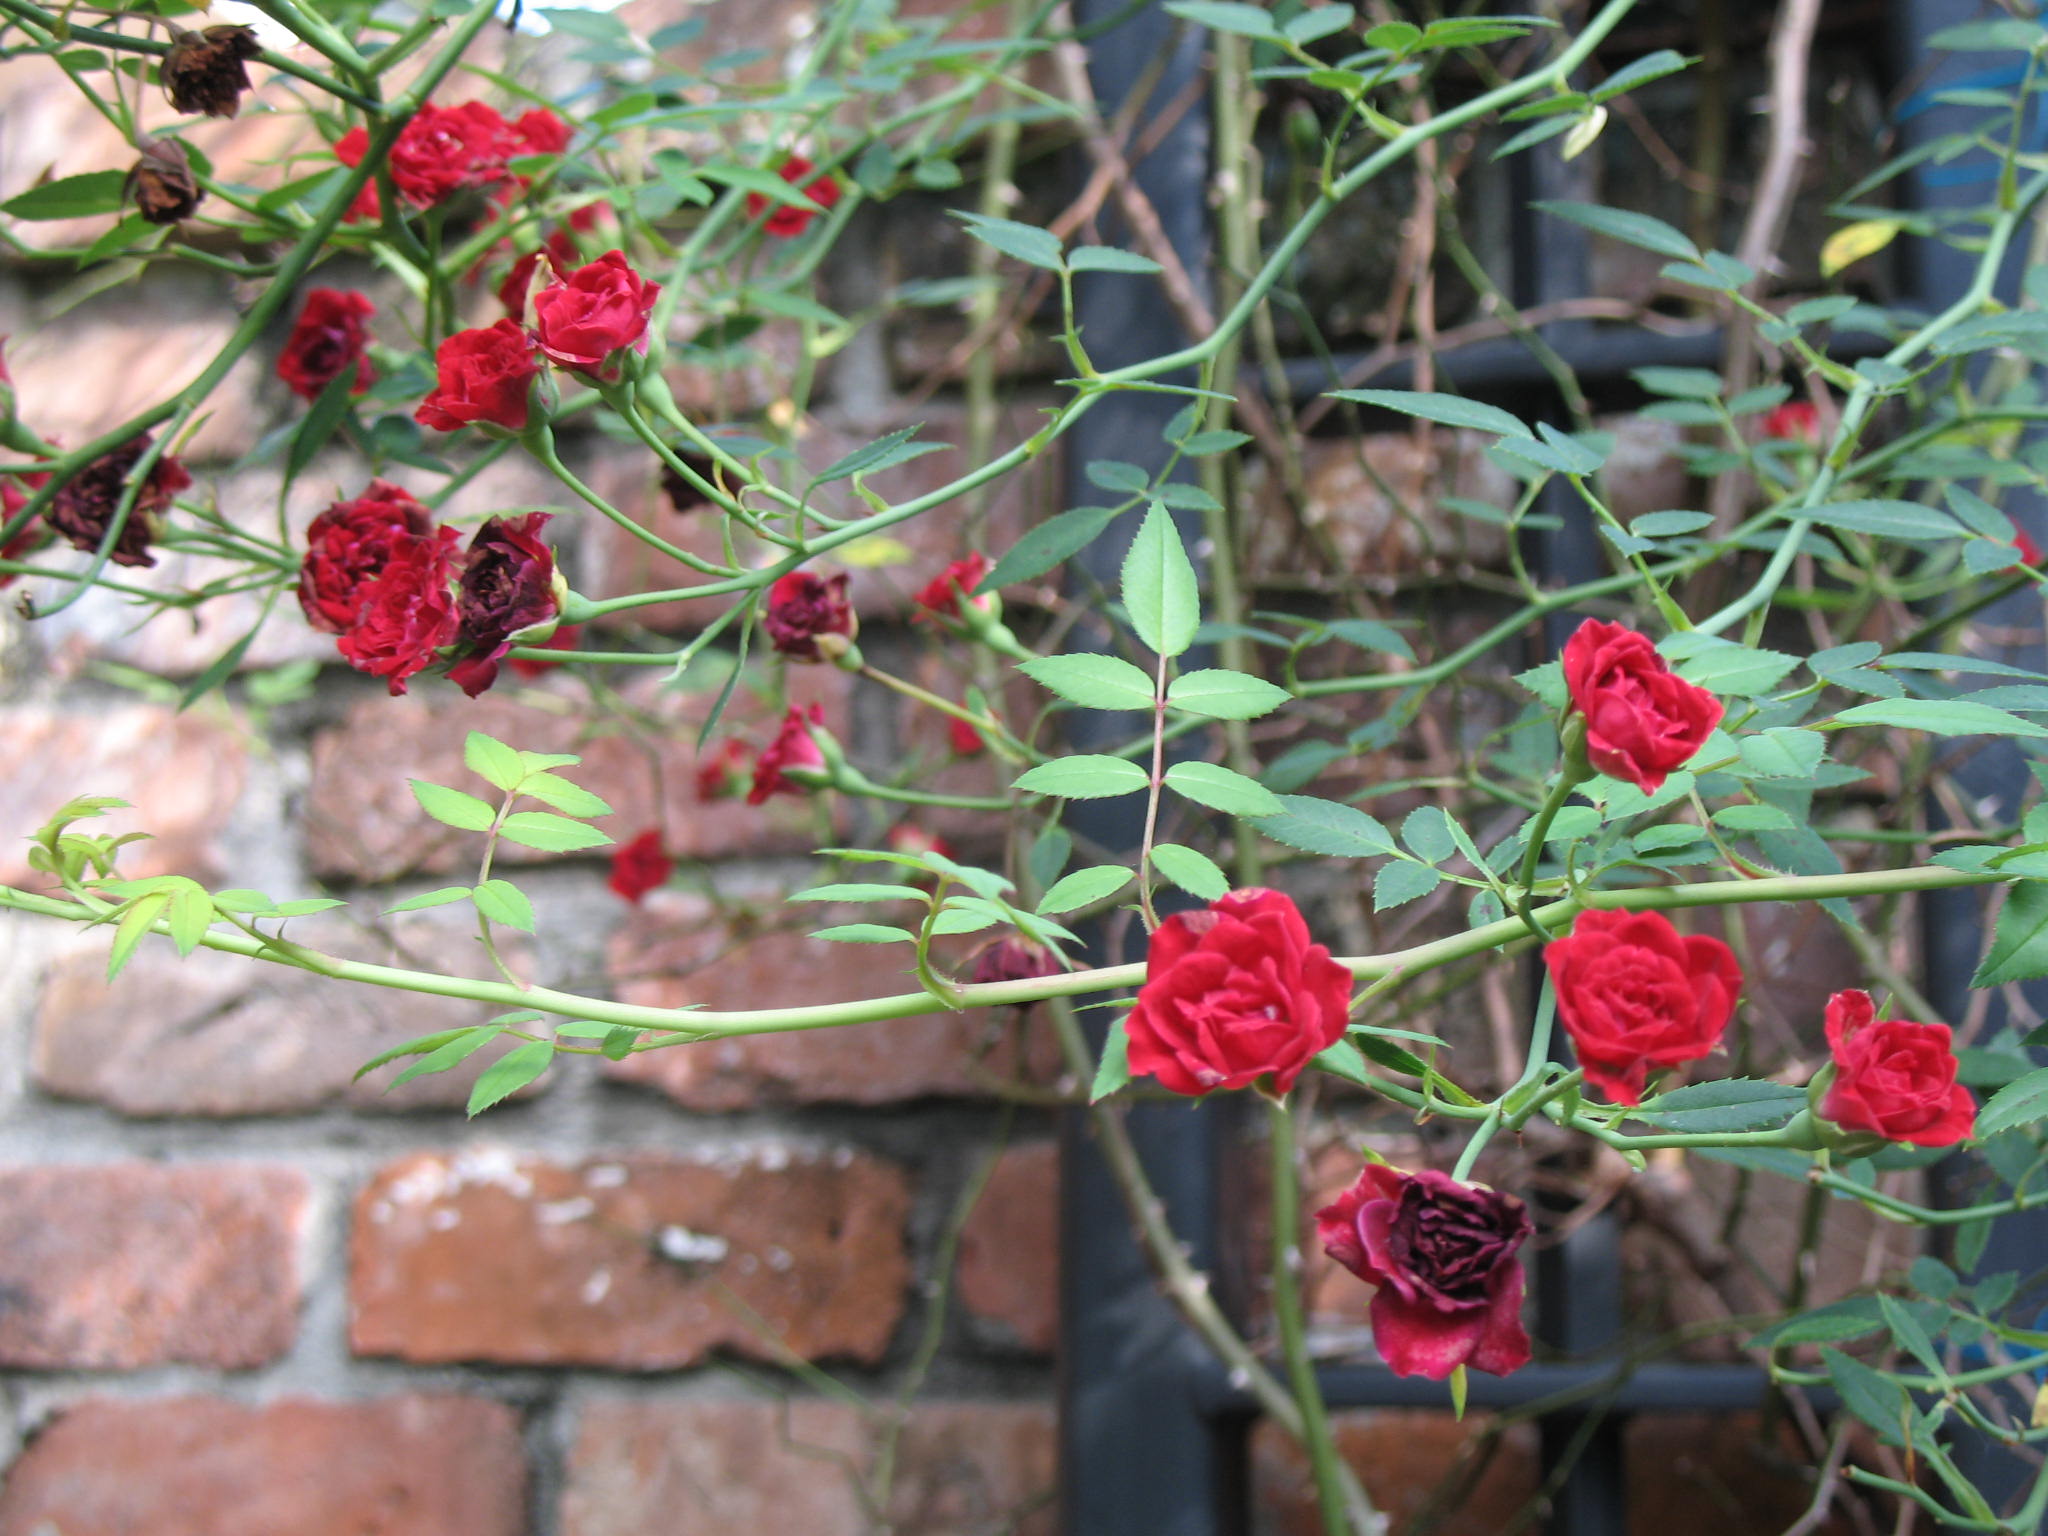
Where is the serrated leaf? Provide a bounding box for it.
[1738,727,1826,779]
[1163,761,1282,816]
[497,811,614,852]
[1069,246,1163,274]
[810,923,918,943]
[1973,1064,2048,1138]
[1591,48,1689,101]
[1013,756,1151,800]
[1,169,126,220]
[1629,1078,1806,1132]
[410,780,497,832]
[1086,459,1150,494]
[473,878,535,932]
[601,1025,639,1060]
[1835,699,2048,739]
[1123,502,1200,659]
[1804,499,1961,541]
[107,892,169,980]
[1401,806,1457,865]
[387,1025,503,1089]
[516,771,613,817]
[1038,864,1133,915]
[955,211,1064,270]
[1255,796,1395,857]
[1165,669,1291,720]
[1149,843,1230,900]
[1090,1020,1133,1101]
[981,505,1119,590]
[353,1028,476,1082]
[1748,1298,1884,1348]
[1019,654,1157,711]
[385,886,474,913]
[1373,861,1441,912]
[1822,1347,1909,1445]
[788,882,926,903]
[467,1040,553,1117]
[929,906,1002,935]
[1322,388,1532,439]
[1533,199,1698,261]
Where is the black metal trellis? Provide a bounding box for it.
[1058,3,2034,1533]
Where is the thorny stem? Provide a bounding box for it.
[1267,1095,1353,1535]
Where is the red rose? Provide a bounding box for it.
[948,715,985,755]
[1561,618,1722,794]
[747,155,840,238]
[1124,888,1353,1096]
[971,937,1060,986]
[297,480,448,634]
[693,738,750,803]
[446,512,558,698]
[338,101,516,212]
[1544,908,1742,1106]
[608,829,672,904]
[334,530,460,695]
[1316,1166,1532,1381]
[509,622,583,678]
[0,478,47,588]
[913,553,992,621]
[496,249,549,322]
[747,703,827,805]
[884,823,954,862]
[416,320,543,434]
[277,287,376,401]
[1761,400,1821,444]
[45,437,191,569]
[531,250,661,381]
[511,108,570,157]
[1819,989,1976,1148]
[2009,531,2043,572]
[764,570,856,661]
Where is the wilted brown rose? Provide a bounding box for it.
[162,25,262,118]
[127,140,203,225]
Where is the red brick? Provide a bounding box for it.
[0,1163,304,1369]
[956,1142,1057,1353]
[0,1395,528,1536]
[0,703,249,885]
[350,1147,909,1367]
[31,913,544,1117]
[560,1398,1054,1536]
[1626,1415,1857,1536]
[1253,1410,1540,1536]
[605,896,1059,1109]
[303,669,848,883]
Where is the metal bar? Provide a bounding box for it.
[1199,1363,1788,1416]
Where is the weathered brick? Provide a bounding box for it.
[955,1142,1057,1353]
[31,912,542,1117]
[0,702,249,885]
[1252,1410,1540,1536]
[560,1398,1054,1536]
[1626,1414,1858,1536]
[0,1395,528,1536]
[303,668,848,883]
[0,1163,304,1369]
[350,1147,909,1367]
[605,896,1059,1109]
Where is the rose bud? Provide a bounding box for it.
[161,24,262,119]
[948,715,986,755]
[415,320,545,435]
[45,436,192,568]
[1125,888,1353,1097]
[913,553,993,623]
[747,703,829,805]
[128,139,204,225]
[747,155,841,238]
[1543,909,1742,1106]
[277,287,376,402]
[971,936,1059,986]
[693,738,751,802]
[509,622,583,678]
[1816,989,1976,1149]
[1561,618,1722,795]
[764,570,856,662]
[531,250,661,382]
[1761,400,1821,444]
[607,829,672,904]
[1317,1166,1533,1381]
[334,531,460,695]
[297,480,449,634]
[446,512,560,698]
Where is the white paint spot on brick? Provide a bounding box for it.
[581,1268,612,1305]
[537,1197,595,1226]
[655,1225,729,1265]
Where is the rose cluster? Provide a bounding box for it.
[333,102,568,221]
[297,480,560,696]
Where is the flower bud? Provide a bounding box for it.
[128,139,204,225]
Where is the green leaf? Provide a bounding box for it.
[1161,0,1282,38]
[1400,806,1457,865]
[285,370,355,484]
[353,1028,477,1082]
[1085,460,1150,494]
[1090,1020,1133,1101]
[1122,502,1200,660]
[516,771,613,818]
[464,732,526,793]
[1748,1298,1884,1348]
[1629,1078,1806,1132]
[1835,699,2048,740]
[467,1040,553,1117]
[1803,499,1963,541]
[601,1025,639,1061]
[497,811,614,852]
[387,1025,502,1089]
[1165,668,1291,720]
[1,170,126,220]
[1590,48,1690,101]
[955,211,1064,270]
[1821,1347,1909,1445]
[811,424,948,484]
[1255,796,1396,857]
[1665,638,1800,697]
[1149,843,1230,900]
[1068,246,1163,274]
[1533,199,1699,261]
[1973,1063,2048,1138]
[410,780,497,832]
[1013,756,1151,800]
[810,923,919,944]
[1322,388,1533,440]
[1373,861,1441,912]
[1163,761,1282,817]
[107,892,169,980]
[1738,727,1826,780]
[981,505,1120,590]
[385,886,474,913]
[1018,654,1157,711]
[1038,864,1133,915]
[473,878,535,932]
[788,882,926,903]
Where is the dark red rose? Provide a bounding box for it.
[128,139,203,224]
[334,530,460,695]
[531,250,661,381]
[161,24,262,118]
[511,108,570,157]
[277,287,376,401]
[1124,888,1353,1096]
[971,937,1059,986]
[415,320,543,434]
[509,622,583,678]
[1544,909,1742,1106]
[1761,400,1822,444]
[747,703,827,805]
[1317,1166,1533,1381]
[764,570,855,661]
[446,512,558,698]
[1819,989,1976,1148]
[45,437,191,569]
[660,452,718,514]
[1561,618,1723,794]
[608,829,672,904]
[297,480,448,634]
[693,738,751,802]
[747,155,840,238]
[349,100,516,211]
[913,553,992,621]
